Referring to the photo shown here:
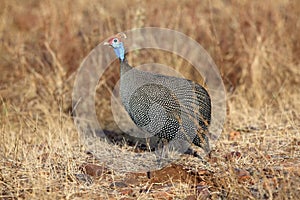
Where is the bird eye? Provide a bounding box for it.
[113,39,118,43]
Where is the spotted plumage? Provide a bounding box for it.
[105,33,211,153]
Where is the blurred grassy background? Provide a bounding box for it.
[0,0,299,199]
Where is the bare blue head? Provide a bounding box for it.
[104,33,127,61]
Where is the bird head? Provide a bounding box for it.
[104,33,127,61]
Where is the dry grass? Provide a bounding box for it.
[1,0,300,199]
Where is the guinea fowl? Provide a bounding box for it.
[104,33,212,153]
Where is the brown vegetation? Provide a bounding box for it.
[1,0,299,199]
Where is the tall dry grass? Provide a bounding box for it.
[0,0,299,199]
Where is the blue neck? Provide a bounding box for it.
[114,42,125,61]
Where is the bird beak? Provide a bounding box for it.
[103,32,126,46]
